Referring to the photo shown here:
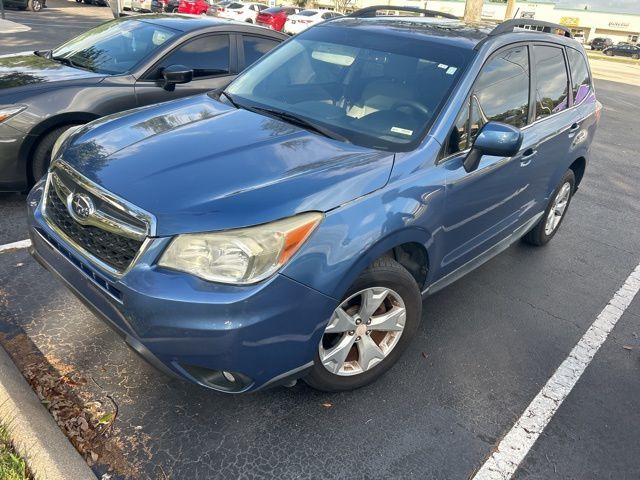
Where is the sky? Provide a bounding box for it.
[555,0,640,14]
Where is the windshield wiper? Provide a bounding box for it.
[34,49,52,59]
[51,56,96,72]
[219,90,240,109]
[248,105,349,143]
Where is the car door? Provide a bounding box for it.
[134,33,237,107]
[525,44,578,203]
[436,44,538,278]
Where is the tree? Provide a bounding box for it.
[463,0,482,22]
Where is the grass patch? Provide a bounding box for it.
[0,426,29,480]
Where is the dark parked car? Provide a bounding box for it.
[27,10,601,393]
[3,0,45,11]
[0,15,286,191]
[603,44,640,59]
[590,37,613,50]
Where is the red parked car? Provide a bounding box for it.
[256,6,300,31]
[178,0,212,15]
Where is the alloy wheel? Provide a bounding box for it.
[544,182,571,235]
[319,287,407,376]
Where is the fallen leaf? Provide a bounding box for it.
[321,401,333,409]
[421,352,429,359]
[97,412,115,426]
[90,451,99,462]
[623,345,634,351]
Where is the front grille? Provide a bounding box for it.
[45,187,143,272]
[42,165,149,273]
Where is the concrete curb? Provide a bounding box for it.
[0,346,96,480]
[0,19,32,33]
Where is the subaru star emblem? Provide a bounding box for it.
[69,193,94,221]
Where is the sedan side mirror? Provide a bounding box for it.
[463,121,523,173]
[161,65,194,91]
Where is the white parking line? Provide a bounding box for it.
[472,261,640,480]
[0,239,31,254]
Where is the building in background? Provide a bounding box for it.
[311,0,639,45]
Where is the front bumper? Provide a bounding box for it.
[27,183,337,393]
[0,122,31,191]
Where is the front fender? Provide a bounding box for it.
[281,181,445,300]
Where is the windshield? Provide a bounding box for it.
[52,19,178,75]
[226,26,472,151]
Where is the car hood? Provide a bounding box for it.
[0,52,104,91]
[61,94,394,236]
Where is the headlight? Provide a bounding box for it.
[0,105,27,123]
[51,125,82,161]
[158,212,323,284]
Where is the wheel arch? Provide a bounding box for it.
[569,156,586,189]
[19,112,98,182]
[329,229,432,300]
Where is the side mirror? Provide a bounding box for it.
[161,65,194,91]
[463,121,523,173]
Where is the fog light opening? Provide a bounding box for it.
[178,363,252,393]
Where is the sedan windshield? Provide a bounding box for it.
[226,25,472,151]
[52,19,178,75]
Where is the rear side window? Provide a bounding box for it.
[243,35,280,67]
[566,47,591,104]
[533,45,569,120]
[446,45,529,154]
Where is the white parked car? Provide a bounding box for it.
[218,2,268,23]
[283,9,342,35]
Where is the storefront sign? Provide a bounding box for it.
[560,16,580,27]
[609,21,630,29]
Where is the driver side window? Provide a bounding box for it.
[446,45,530,156]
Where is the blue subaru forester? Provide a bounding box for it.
[27,8,601,393]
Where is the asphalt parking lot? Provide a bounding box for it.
[1,5,640,479]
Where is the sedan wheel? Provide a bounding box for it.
[29,0,43,11]
[319,287,407,376]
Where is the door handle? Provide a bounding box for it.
[520,148,537,166]
[568,123,580,134]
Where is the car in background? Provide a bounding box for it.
[283,9,341,35]
[590,37,613,50]
[2,0,45,11]
[256,6,301,32]
[603,44,640,59]
[177,0,215,15]
[0,15,286,191]
[131,0,153,11]
[151,0,179,12]
[26,9,600,393]
[218,2,267,23]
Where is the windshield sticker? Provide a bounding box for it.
[391,127,413,136]
[437,63,448,69]
[446,66,457,75]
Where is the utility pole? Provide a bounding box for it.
[463,0,482,22]
[504,0,516,19]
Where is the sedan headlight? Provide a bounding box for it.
[51,125,83,161]
[158,212,323,284]
[0,105,27,123]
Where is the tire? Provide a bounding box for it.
[605,50,613,56]
[304,257,422,392]
[31,124,82,183]
[632,54,639,60]
[28,0,43,11]
[522,169,576,247]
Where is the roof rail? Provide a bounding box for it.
[347,5,458,20]
[489,19,573,38]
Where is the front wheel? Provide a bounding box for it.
[31,124,83,183]
[605,50,614,56]
[28,0,43,11]
[522,169,575,246]
[632,54,639,60]
[305,257,422,392]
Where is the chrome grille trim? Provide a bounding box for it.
[41,159,157,277]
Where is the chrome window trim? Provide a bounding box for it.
[41,160,157,278]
